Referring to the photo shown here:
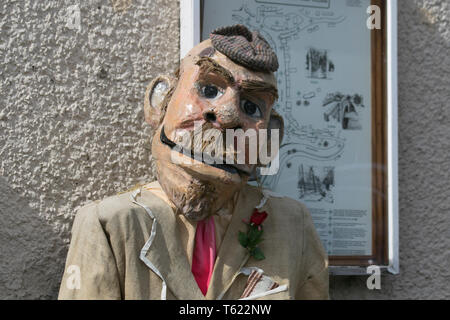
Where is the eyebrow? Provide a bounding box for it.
[195,56,279,100]
[195,56,235,84]
[240,79,279,101]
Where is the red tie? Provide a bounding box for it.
[191,216,216,296]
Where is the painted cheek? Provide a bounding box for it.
[192,92,223,117]
[185,103,194,113]
[178,93,204,118]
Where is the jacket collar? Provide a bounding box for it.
[137,189,205,300]
[137,184,263,300]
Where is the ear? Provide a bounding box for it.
[268,109,284,146]
[144,75,175,127]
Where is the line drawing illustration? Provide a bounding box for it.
[323,92,365,130]
[298,164,335,203]
[306,47,335,79]
[261,126,345,190]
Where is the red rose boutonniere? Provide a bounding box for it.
[238,209,268,261]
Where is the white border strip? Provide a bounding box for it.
[387,0,399,275]
[180,0,201,60]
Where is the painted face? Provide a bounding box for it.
[149,40,279,220]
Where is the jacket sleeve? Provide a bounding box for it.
[58,202,122,300]
[295,207,330,300]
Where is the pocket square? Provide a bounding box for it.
[240,269,280,299]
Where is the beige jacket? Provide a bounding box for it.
[58,183,329,300]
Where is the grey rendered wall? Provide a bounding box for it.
[0,0,448,299]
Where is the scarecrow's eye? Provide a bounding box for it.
[200,84,222,99]
[241,99,262,118]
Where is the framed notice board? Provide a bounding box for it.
[180,0,399,275]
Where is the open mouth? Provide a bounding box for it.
[160,126,251,177]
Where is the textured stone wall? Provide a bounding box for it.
[0,0,179,299]
[0,0,448,299]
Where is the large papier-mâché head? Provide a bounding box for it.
[144,25,284,221]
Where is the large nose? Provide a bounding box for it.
[202,94,242,130]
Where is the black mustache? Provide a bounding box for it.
[160,126,176,148]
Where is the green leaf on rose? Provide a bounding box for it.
[254,237,264,245]
[248,225,263,245]
[251,247,265,261]
[238,231,249,248]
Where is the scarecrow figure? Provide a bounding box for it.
[59,25,328,300]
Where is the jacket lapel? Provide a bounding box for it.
[205,186,263,300]
[137,190,205,300]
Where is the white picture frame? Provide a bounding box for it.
[179,0,399,275]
